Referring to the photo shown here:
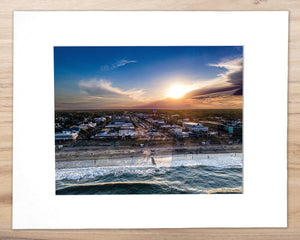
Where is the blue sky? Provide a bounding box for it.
[54,46,243,109]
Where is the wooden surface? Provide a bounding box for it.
[0,0,299,239]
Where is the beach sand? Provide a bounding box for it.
[56,152,242,170]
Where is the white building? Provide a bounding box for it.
[119,130,138,138]
[183,122,208,132]
[174,128,182,134]
[55,132,78,141]
[94,130,118,139]
[79,122,96,129]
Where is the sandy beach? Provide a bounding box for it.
[56,152,242,169]
[56,144,242,161]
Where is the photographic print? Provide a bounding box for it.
[13,11,288,228]
[55,46,243,195]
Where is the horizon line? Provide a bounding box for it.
[55,108,243,111]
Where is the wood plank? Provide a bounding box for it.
[0,0,299,239]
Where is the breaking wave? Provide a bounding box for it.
[56,153,242,195]
[56,153,242,181]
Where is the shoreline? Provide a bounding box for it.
[56,144,242,162]
[56,152,243,170]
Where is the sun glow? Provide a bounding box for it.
[166,85,189,99]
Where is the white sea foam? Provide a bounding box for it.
[56,153,242,181]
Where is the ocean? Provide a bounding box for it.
[56,153,243,195]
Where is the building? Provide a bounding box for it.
[55,132,78,141]
[183,122,208,132]
[203,121,242,136]
[161,124,181,130]
[79,122,96,130]
[106,122,134,130]
[94,117,106,124]
[94,129,118,139]
[119,130,138,138]
[152,120,165,125]
[203,121,225,130]
[157,120,165,125]
[226,126,242,136]
[174,128,182,134]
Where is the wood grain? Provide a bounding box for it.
[0,0,299,239]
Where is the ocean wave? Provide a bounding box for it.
[56,162,242,181]
[56,180,242,195]
[56,166,163,181]
[205,187,242,194]
[56,181,191,195]
[56,154,243,194]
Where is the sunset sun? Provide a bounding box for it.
[166,85,188,99]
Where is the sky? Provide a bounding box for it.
[54,46,243,110]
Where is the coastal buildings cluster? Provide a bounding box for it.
[55,110,242,146]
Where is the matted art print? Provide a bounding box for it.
[13,11,288,228]
[54,46,243,195]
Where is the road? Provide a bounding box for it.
[55,144,242,162]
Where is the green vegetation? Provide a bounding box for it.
[56,109,242,122]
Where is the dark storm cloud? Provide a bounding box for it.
[185,57,243,99]
[185,86,240,99]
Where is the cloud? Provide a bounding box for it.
[137,94,242,109]
[185,57,243,99]
[208,58,243,71]
[79,79,145,101]
[100,59,137,71]
[112,59,137,69]
[208,57,243,88]
[185,85,239,99]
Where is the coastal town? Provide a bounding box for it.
[55,109,242,164]
[54,46,243,194]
